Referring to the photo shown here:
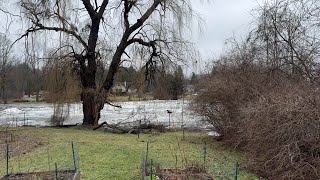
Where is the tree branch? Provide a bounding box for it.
[98,0,109,17]
[16,22,88,50]
[127,0,162,34]
[123,0,135,30]
[127,38,157,55]
[271,15,312,79]
[82,0,97,19]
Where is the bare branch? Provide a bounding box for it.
[127,38,156,50]
[127,0,162,34]
[105,100,122,108]
[14,22,88,50]
[82,0,97,19]
[98,0,109,17]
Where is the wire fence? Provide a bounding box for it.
[0,130,80,179]
[140,137,240,180]
[0,114,31,128]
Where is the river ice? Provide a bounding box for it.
[0,100,204,127]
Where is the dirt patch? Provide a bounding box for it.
[0,170,78,180]
[0,129,43,159]
[156,167,214,180]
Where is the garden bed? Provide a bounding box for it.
[156,167,214,180]
[0,170,80,180]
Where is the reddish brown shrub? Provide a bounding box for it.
[192,64,320,179]
[242,85,320,179]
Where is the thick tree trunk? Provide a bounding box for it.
[81,89,105,126]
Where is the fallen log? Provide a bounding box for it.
[55,123,79,128]
[93,122,107,130]
[104,123,152,134]
[43,123,79,128]
[94,121,165,134]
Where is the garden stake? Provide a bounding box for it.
[203,142,207,168]
[141,149,147,180]
[175,154,178,171]
[150,159,153,180]
[182,127,185,140]
[182,97,185,140]
[72,141,76,170]
[167,110,172,128]
[138,120,141,139]
[55,163,58,180]
[234,161,239,180]
[6,144,9,175]
[47,143,51,171]
[146,142,149,164]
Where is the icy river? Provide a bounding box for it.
[0,100,204,127]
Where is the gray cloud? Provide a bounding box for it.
[192,0,259,61]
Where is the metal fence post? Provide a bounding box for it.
[203,142,207,168]
[6,143,9,175]
[146,142,149,164]
[150,159,153,180]
[55,163,59,180]
[234,161,239,180]
[72,142,76,170]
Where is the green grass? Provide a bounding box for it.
[0,128,257,179]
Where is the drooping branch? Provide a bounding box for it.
[13,21,88,50]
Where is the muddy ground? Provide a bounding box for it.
[0,129,43,159]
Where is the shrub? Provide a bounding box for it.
[242,85,320,179]
[192,64,320,179]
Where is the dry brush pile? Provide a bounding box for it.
[192,65,320,179]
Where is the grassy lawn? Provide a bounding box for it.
[0,127,257,179]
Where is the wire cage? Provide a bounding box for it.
[140,135,240,180]
[0,131,80,180]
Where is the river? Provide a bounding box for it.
[0,100,204,127]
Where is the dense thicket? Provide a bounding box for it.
[192,0,320,179]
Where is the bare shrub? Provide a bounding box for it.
[192,63,320,179]
[242,84,320,179]
[192,64,286,144]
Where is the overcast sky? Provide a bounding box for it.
[190,0,260,73]
[0,0,262,74]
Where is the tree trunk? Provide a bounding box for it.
[1,84,6,104]
[81,89,105,126]
[36,91,39,102]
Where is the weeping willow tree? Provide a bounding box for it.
[45,54,81,125]
[11,0,201,126]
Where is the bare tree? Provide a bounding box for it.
[11,0,198,126]
[0,34,14,104]
[253,0,320,80]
